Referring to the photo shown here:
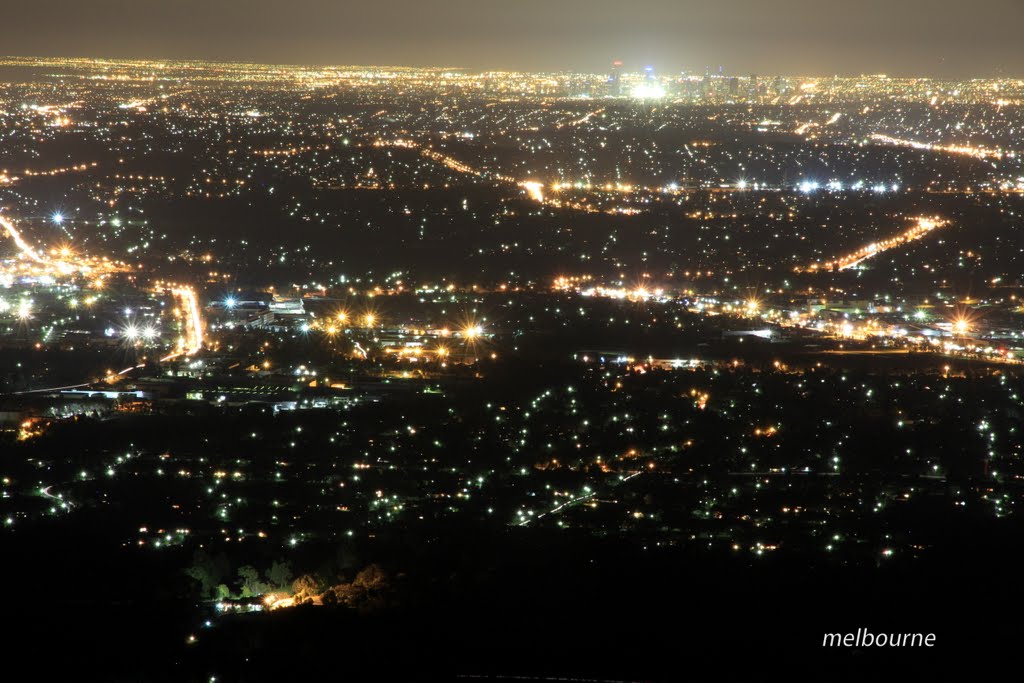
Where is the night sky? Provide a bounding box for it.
[4,0,1022,76]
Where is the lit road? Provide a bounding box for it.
[798,216,947,273]
[16,362,147,395]
[1,214,51,266]
[870,134,1003,160]
[520,471,643,527]
[159,285,206,360]
[40,485,74,509]
[172,286,205,355]
[2,211,128,280]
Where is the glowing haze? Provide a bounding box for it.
[0,0,1021,77]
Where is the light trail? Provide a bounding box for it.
[155,285,205,360]
[870,134,1004,160]
[372,138,770,214]
[166,286,205,357]
[5,212,204,362]
[0,214,51,266]
[16,362,148,394]
[40,485,75,509]
[15,382,91,395]
[555,107,605,129]
[375,139,555,205]
[1,212,125,278]
[798,216,947,273]
[519,471,643,527]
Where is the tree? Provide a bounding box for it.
[238,565,269,597]
[266,560,293,590]
[292,574,322,603]
[185,549,230,599]
[351,564,390,612]
[352,564,388,593]
[326,582,358,605]
[323,564,392,611]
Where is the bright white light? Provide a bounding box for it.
[51,212,64,225]
[521,181,544,203]
[631,83,666,100]
[224,297,237,309]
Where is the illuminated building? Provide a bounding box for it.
[608,59,623,96]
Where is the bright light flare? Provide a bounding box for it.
[521,181,544,203]
[631,83,666,99]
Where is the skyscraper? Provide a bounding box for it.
[608,60,623,96]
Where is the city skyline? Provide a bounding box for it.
[1,0,1022,77]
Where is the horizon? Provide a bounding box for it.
[0,0,1020,79]
[2,53,1022,81]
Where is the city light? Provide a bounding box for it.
[3,53,1024,677]
[800,217,947,272]
[631,83,666,99]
